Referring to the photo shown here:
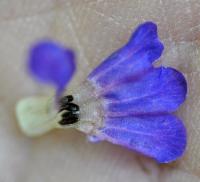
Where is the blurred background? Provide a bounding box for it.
[0,0,200,181]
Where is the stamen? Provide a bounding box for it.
[58,95,80,125]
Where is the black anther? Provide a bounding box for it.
[59,103,79,112]
[58,95,80,126]
[59,111,79,125]
[59,95,74,105]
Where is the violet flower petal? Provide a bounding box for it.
[104,67,187,116]
[28,40,76,97]
[88,22,164,88]
[100,114,186,163]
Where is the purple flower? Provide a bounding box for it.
[27,22,187,163]
[87,22,187,163]
[28,40,76,98]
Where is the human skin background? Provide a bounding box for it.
[0,0,200,181]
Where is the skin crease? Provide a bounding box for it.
[0,0,200,181]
